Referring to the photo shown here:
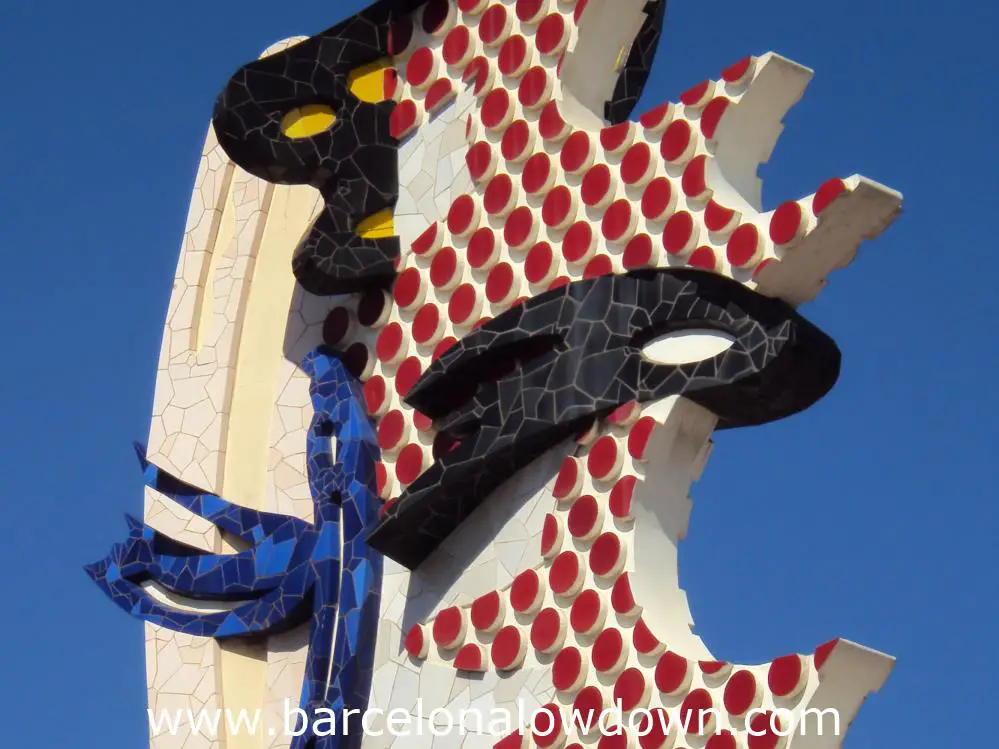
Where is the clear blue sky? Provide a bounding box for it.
[0,0,995,745]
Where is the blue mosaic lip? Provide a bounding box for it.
[87,348,383,749]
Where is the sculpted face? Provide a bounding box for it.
[88,2,903,749]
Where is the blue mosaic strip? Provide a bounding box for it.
[87,347,383,749]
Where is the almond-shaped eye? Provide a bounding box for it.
[355,209,394,239]
[280,104,337,139]
[347,58,396,103]
[641,328,735,365]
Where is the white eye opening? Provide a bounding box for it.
[640,328,736,365]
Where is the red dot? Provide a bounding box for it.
[430,246,460,287]
[395,357,423,397]
[584,254,613,279]
[462,56,492,94]
[549,275,571,290]
[600,122,633,152]
[587,436,620,480]
[375,322,404,363]
[449,283,480,325]
[768,654,804,697]
[454,643,484,671]
[813,178,848,215]
[642,178,674,221]
[342,342,371,379]
[727,224,761,267]
[748,712,784,749]
[770,201,804,244]
[700,97,730,140]
[525,242,555,285]
[704,200,737,232]
[404,624,425,657]
[433,336,458,361]
[572,686,604,725]
[543,186,575,228]
[655,651,689,694]
[640,102,672,130]
[682,154,709,198]
[621,142,653,185]
[432,606,465,647]
[458,0,487,11]
[443,25,472,66]
[395,443,426,485]
[511,569,542,612]
[422,0,453,34]
[541,514,561,556]
[363,377,386,416]
[481,88,512,129]
[663,212,695,255]
[623,234,656,269]
[498,35,529,76]
[516,0,547,22]
[680,80,711,106]
[535,14,567,55]
[375,463,390,498]
[411,223,441,256]
[589,532,623,577]
[486,263,516,303]
[561,131,593,173]
[553,647,585,691]
[466,141,495,182]
[581,165,612,206]
[681,689,715,735]
[522,153,553,194]
[633,618,662,656]
[688,246,718,271]
[377,410,406,451]
[609,475,638,519]
[504,206,536,248]
[628,416,656,460]
[479,5,509,45]
[447,195,478,236]
[569,589,605,635]
[567,495,600,538]
[467,228,498,269]
[518,66,551,108]
[562,222,595,263]
[390,100,418,139]
[393,267,424,309]
[723,669,758,715]
[425,78,455,112]
[549,551,581,595]
[471,591,503,631]
[413,410,434,433]
[614,668,648,711]
[814,639,840,670]
[611,573,637,615]
[491,625,524,669]
[531,607,564,652]
[533,705,563,748]
[539,101,568,141]
[707,732,738,749]
[322,307,351,347]
[484,173,515,216]
[591,628,625,673]
[636,709,671,749]
[573,0,591,22]
[387,17,414,55]
[602,200,634,242]
[405,47,436,88]
[722,56,754,82]
[660,120,692,162]
[553,456,580,500]
[501,120,532,161]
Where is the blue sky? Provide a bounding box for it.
[0,0,995,745]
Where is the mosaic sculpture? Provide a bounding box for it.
[88,1,903,749]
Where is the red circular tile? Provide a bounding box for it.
[768,654,805,697]
[770,201,805,245]
[700,97,730,140]
[541,513,562,558]
[501,119,534,162]
[747,712,784,749]
[704,200,738,233]
[363,376,387,416]
[682,154,710,199]
[570,589,606,635]
[481,88,513,130]
[342,342,373,379]
[814,639,840,670]
[590,532,624,578]
[375,462,391,499]
[553,647,586,692]
[504,206,537,249]
[533,704,564,748]
[449,283,482,326]
[603,199,635,243]
[642,178,674,221]
[688,246,718,271]
[412,410,434,433]
[375,322,405,363]
[377,410,407,451]
[432,606,466,649]
[601,122,634,153]
[466,140,496,182]
[525,241,557,286]
[387,17,414,56]
[462,56,494,95]
[491,625,526,670]
[425,78,456,112]
[516,0,549,23]
[486,262,518,304]
[722,56,754,83]
[395,357,423,397]
[567,494,601,539]
[405,47,438,89]
[727,223,762,268]
[572,685,604,724]
[680,80,714,107]
[628,416,656,460]
[621,142,654,186]
[322,306,352,347]
[393,267,425,310]
[654,651,690,695]
[390,99,420,139]
[563,222,596,264]
[543,186,577,229]
[592,628,626,674]
[640,102,673,132]
[623,234,658,269]
[663,211,698,256]
[553,456,582,501]
[588,435,622,480]
[458,0,488,12]
[471,590,504,632]
[433,336,458,361]
[561,131,594,174]
[411,223,443,257]
[680,689,715,735]
[614,668,649,711]
[584,254,613,279]
[454,643,485,671]
[447,195,479,236]
[522,152,554,195]
[539,101,570,141]
[467,227,499,270]
[609,475,638,519]
[484,173,517,216]
[608,401,639,426]
[430,245,461,288]
[633,618,663,656]
[549,275,571,291]
[404,623,427,658]
[706,731,737,749]
[511,569,544,613]
[813,178,848,215]
[479,5,511,46]
[518,65,552,108]
[660,119,693,163]
[611,573,638,616]
[499,35,531,77]
[531,607,565,653]
[581,164,614,207]
[636,708,671,749]
[535,13,569,55]
[422,0,455,34]
[395,443,427,485]
[723,669,759,716]
[443,25,474,66]
[549,551,583,596]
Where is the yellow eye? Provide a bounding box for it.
[355,209,394,239]
[347,58,395,103]
[280,104,337,139]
